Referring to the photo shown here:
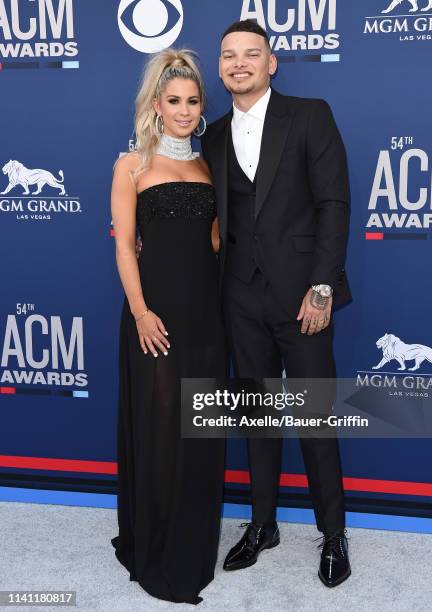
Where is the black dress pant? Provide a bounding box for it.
[222,268,345,536]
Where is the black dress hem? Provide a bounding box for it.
[111,536,213,605]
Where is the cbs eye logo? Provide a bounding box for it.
[118,0,183,53]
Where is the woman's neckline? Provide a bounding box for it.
[137,180,213,197]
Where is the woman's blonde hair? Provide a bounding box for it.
[130,47,205,180]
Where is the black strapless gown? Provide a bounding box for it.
[111,182,227,605]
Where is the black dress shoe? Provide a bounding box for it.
[223,521,280,571]
[317,529,351,587]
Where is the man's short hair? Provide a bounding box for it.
[221,19,271,49]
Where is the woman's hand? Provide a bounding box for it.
[135,310,170,357]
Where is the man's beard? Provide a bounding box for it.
[226,82,255,95]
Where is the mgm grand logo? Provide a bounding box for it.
[364,0,432,39]
[382,0,432,13]
[356,333,432,397]
[0,160,81,221]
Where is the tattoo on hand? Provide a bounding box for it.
[310,290,328,310]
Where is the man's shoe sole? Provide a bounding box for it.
[318,565,351,588]
[223,538,280,572]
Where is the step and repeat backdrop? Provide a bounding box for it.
[1,0,432,523]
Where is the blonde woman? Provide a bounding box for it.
[110,49,227,605]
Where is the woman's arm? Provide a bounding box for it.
[111,154,170,357]
[111,154,147,318]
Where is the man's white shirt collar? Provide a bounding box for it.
[232,87,271,124]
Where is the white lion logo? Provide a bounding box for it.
[1,160,66,196]
[382,0,432,14]
[372,333,432,371]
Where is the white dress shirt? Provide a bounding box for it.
[231,87,271,182]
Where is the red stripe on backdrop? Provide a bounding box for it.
[1,457,432,496]
[225,469,432,496]
[0,455,117,474]
[365,232,384,240]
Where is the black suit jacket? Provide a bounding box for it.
[201,88,352,316]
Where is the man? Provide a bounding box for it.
[201,19,352,587]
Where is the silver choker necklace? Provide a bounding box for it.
[156,133,196,161]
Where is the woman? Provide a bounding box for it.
[110,49,227,605]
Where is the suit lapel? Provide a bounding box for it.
[209,111,231,241]
[254,89,294,218]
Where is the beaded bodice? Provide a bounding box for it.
[136,181,216,227]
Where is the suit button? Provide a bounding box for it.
[253,234,258,241]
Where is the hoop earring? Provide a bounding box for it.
[155,114,164,135]
[193,114,207,137]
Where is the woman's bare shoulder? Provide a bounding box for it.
[113,151,141,174]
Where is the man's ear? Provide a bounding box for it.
[269,53,277,76]
[218,57,222,79]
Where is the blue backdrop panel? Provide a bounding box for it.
[1,0,431,523]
